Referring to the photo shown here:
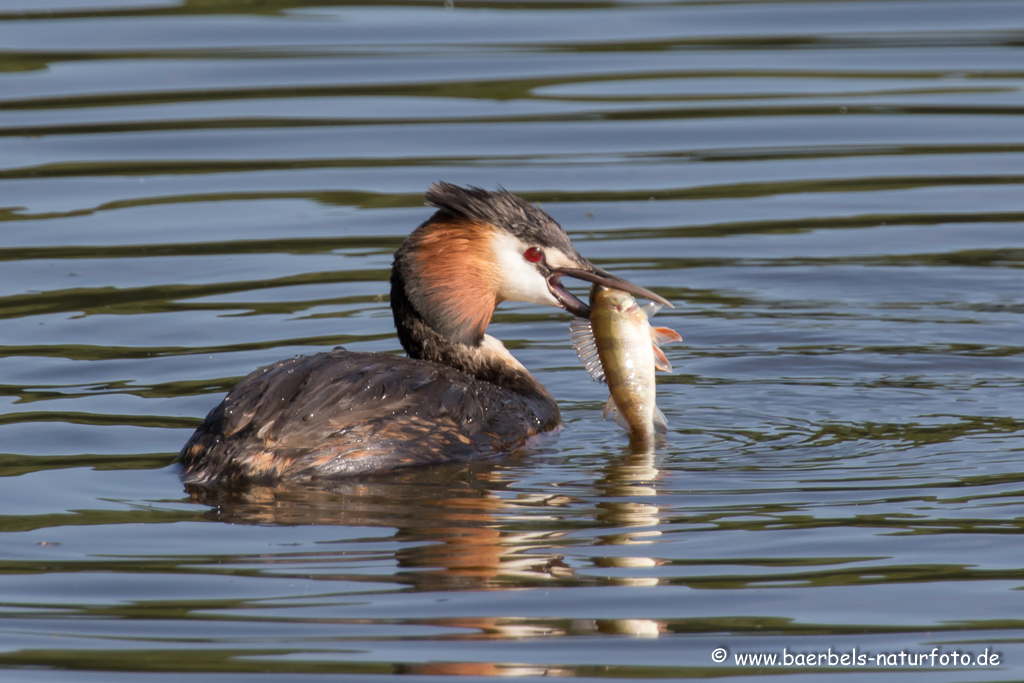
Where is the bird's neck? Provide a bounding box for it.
[390,265,551,400]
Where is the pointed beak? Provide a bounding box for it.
[547,261,672,319]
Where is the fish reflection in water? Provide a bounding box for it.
[571,284,682,452]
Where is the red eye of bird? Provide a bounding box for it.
[523,246,543,263]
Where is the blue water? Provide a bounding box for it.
[2,1,1024,680]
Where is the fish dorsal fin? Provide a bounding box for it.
[569,317,606,384]
[603,396,630,431]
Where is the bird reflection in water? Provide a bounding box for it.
[185,444,669,646]
[185,458,571,592]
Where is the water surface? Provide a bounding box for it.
[2,1,1024,681]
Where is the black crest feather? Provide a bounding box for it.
[425,182,576,253]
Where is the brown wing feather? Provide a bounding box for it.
[180,350,558,485]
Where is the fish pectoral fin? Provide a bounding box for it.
[603,396,631,431]
[640,302,664,319]
[652,326,682,345]
[652,344,673,373]
[653,406,668,434]
[570,317,606,383]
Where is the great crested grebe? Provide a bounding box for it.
[180,183,669,485]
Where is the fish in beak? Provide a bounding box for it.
[548,261,671,319]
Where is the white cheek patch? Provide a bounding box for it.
[543,248,577,271]
[490,233,561,307]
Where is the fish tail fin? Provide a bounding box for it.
[570,317,606,383]
[603,396,631,431]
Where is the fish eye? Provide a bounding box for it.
[523,246,544,263]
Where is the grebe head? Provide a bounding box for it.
[393,182,670,348]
